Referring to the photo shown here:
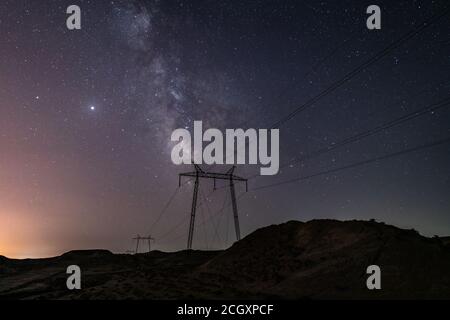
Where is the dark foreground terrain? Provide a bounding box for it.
[1,219,450,300]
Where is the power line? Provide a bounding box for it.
[147,178,192,234]
[215,7,449,171]
[237,37,350,130]
[269,7,450,129]
[162,134,448,244]
[132,235,155,254]
[158,6,450,242]
[210,36,351,172]
[365,79,450,119]
[253,136,450,191]
[157,214,190,241]
[200,187,222,245]
[212,189,230,245]
[225,191,230,244]
[148,187,179,232]
[179,165,247,249]
[160,190,247,246]
[157,188,216,242]
[212,93,450,187]
[246,95,450,180]
[198,196,209,250]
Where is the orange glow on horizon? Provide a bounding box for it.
[0,208,59,259]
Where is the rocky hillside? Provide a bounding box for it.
[199,220,450,299]
[1,219,450,299]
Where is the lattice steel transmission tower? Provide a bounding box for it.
[132,234,155,254]
[179,165,248,250]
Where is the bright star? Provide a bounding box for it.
[89,106,95,111]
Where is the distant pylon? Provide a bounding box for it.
[179,165,248,250]
[132,234,155,254]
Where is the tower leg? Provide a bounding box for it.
[230,179,241,241]
[187,175,200,249]
[135,238,139,254]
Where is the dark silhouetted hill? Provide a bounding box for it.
[1,219,450,299]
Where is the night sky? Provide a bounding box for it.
[1,0,449,258]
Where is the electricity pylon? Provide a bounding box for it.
[179,165,248,250]
[132,234,155,254]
